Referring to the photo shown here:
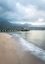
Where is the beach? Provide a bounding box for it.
[0,33,20,64]
[0,33,45,64]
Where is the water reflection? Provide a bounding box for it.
[20,30,45,50]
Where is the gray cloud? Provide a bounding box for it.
[0,0,45,25]
[19,0,45,11]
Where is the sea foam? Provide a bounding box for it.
[12,34,45,61]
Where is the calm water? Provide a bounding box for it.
[7,30,45,61]
[8,30,45,50]
[20,30,45,50]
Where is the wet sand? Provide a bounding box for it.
[0,33,20,64]
[12,34,45,64]
[0,33,45,64]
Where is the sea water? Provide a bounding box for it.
[7,30,45,61]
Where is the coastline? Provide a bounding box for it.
[0,33,20,64]
[12,34,45,61]
[11,33,45,64]
[0,33,45,64]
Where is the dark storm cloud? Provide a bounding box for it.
[0,0,45,25]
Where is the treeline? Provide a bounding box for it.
[0,26,26,32]
[0,26,45,32]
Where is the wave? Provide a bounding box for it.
[12,34,45,62]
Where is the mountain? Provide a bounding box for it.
[0,20,13,29]
[0,20,45,30]
[23,23,33,27]
[12,23,23,27]
[0,21,28,29]
[12,23,33,28]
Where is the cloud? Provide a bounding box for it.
[19,0,45,11]
[38,18,44,22]
[0,0,45,25]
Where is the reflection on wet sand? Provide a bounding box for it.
[12,34,45,64]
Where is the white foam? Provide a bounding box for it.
[12,34,45,61]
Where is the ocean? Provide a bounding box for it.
[20,30,45,50]
[7,30,45,61]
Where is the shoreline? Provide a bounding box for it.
[0,33,20,64]
[11,33,45,64]
[0,33,45,64]
[12,34,45,62]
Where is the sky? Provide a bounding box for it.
[0,0,45,25]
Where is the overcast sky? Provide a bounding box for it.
[0,0,45,25]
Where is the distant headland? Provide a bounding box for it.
[0,20,45,32]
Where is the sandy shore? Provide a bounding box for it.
[12,34,45,64]
[0,33,45,64]
[0,33,20,64]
